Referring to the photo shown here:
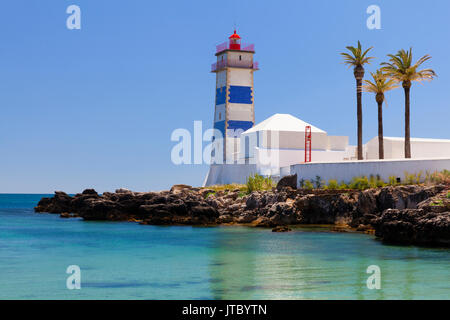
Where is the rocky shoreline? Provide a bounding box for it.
[34,181,450,247]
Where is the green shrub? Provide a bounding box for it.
[427,170,450,184]
[314,175,324,189]
[447,191,450,199]
[338,181,349,190]
[369,175,377,189]
[304,180,314,190]
[349,176,370,190]
[375,175,386,187]
[205,192,216,198]
[376,180,386,188]
[430,200,444,207]
[404,171,417,185]
[206,184,246,193]
[299,178,305,189]
[327,179,339,190]
[246,174,273,193]
[388,176,398,186]
[416,171,423,184]
[238,191,247,198]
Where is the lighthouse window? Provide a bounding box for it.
[239,55,242,61]
[219,112,222,120]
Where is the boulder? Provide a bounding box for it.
[357,189,378,215]
[373,208,450,247]
[170,184,192,194]
[81,189,98,196]
[276,174,297,191]
[34,191,73,213]
[245,192,261,210]
[115,188,132,194]
[272,226,292,232]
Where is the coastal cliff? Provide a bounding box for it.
[34,183,450,247]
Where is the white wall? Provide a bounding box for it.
[328,136,348,151]
[287,158,450,184]
[216,70,227,88]
[228,51,254,70]
[204,164,257,186]
[227,68,253,87]
[227,103,253,121]
[409,140,450,158]
[240,130,350,154]
[365,137,450,160]
[254,147,354,170]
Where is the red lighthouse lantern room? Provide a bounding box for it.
[229,30,241,50]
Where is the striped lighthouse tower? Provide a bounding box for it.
[211,30,258,163]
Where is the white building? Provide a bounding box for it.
[364,136,450,160]
[239,113,354,174]
[203,31,450,186]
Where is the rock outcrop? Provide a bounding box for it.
[276,174,297,191]
[373,190,450,246]
[34,184,449,246]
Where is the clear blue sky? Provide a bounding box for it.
[1,0,449,193]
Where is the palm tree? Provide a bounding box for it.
[381,49,436,158]
[341,41,374,160]
[363,70,399,159]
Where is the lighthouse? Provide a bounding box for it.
[211,30,259,163]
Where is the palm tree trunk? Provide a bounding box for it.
[356,79,363,160]
[404,86,411,158]
[377,101,384,159]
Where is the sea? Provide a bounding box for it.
[0,194,449,300]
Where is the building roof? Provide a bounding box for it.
[367,136,450,143]
[243,113,326,134]
[229,30,241,39]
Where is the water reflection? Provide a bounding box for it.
[207,227,450,300]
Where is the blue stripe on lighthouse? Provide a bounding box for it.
[214,121,226,138]
[227,120,254,137]
[228,86,253,104]
[216,87,226,105]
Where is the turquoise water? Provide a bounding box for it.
[0,194,449,300]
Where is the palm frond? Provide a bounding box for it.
[340,41,375,67]
[380,48,436,85]
[362,69,399,106]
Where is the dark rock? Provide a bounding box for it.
[115,188,132,194]
[199,189,215,197]
[81,189,98,196]
[276,174,297,191]
[60,212,79,219]
[376,185,444,212]
[33,183,448,246]
[245,192,261,210]
[296,194,354,225]
[34,191,73,213]
[217,214,234,224]
[373,208,450,247]
[190,205,219,217]
[357,189,378,215]
[78,199,125,221]
[236,213,257,223]
[272,226,292,232]
[170,184,192,194]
